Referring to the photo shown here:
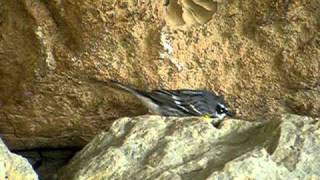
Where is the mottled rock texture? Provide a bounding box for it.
[0,0,319,149]
[209,114,320,179]
[0,139,38,180]
[57,114,319,179]
[165,0,218,27]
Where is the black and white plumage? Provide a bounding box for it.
[94,79,234,122]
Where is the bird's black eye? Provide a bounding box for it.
[216,104,227,114]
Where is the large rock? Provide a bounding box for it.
[209,114,320,179]
[57,114,319,179]
[1,0,319,149]
[56,115,274,179]
[0,139,38,180]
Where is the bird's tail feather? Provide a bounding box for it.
[89,78,142,96]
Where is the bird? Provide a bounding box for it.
[92,79,234,126]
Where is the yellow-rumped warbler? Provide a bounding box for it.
[93,79,234,126]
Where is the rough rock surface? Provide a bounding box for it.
[57,114,319,179]
[1,0,319,150]
[209,114,320,179]
[0,139,38,180]
[56,115,269,179]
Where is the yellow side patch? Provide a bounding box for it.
[201,114,212,123]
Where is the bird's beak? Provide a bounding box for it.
[226,111,235,117]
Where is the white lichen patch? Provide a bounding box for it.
[35,26,56,71]
[160,27,183,72]
[160,27,173,58]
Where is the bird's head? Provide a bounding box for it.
[204,93,235,120]
[212,103,235,120]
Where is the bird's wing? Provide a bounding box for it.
[150,89,210,116]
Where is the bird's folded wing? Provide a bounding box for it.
[150,89,208,116]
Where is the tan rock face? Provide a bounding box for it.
[57,114,320,179]
[57,115,275,179]
[0,0,319,149]
[0,139,38,180]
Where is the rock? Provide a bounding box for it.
[272,114,320,178]
[57,115,277,179]
[208,114,320,179]
[0,139,38,180]
[0,0,319,150]
[165,0,219,28]
[209,149,291,179]
[57,114,320,179]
